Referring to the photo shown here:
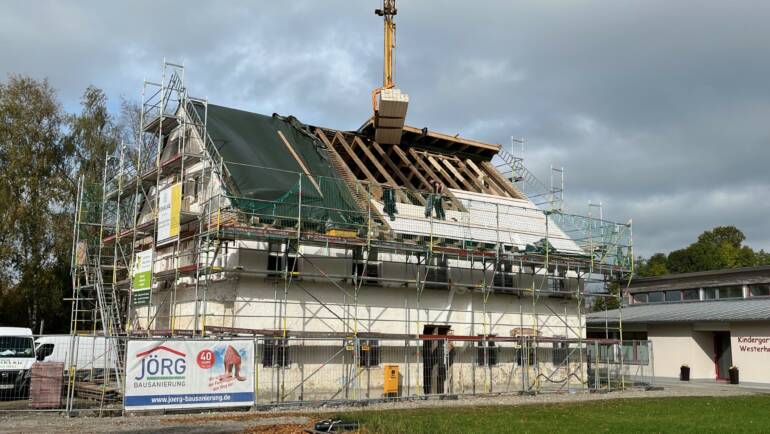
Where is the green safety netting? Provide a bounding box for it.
[193,103,363,229]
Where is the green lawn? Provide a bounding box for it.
[336,395,770,433]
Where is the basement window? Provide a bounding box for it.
[632,293,648,304]
[262,338,290,368]
[552,340,569,365]
[516,345,535,366]
[359,340,381,367]
[476,338,498,367]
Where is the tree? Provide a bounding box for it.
[591,279,622,312]
[668,226,758,273]
[66,86,119,186]
[636,253,669,277]
[0,76,123,333]
[635,226,767,277]
[0,75,70,331]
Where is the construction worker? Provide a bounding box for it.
[424,180,446,220]
[382,187,397,221]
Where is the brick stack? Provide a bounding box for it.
[28,362,64,409]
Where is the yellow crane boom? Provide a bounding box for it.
[372,0,409,145]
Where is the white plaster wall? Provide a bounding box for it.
[647,324,714,379]
[730,322,770,384]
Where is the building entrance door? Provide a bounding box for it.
[422,325,451,395]
[713,331,733,380]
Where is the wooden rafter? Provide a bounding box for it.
[407,148,463,211]
[333,132,379,186]
[480,161,526,200]
[315,130,390,229]
[350,136,410,203]
[465,158,508,197]
[393,145,432,191]
[439,157,476,192]
[370,141,426,205]
[456,159,494,195]
[425,154,462,190]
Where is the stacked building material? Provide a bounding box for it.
[29,362,64,409]
[375,88,409,144]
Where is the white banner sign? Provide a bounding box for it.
[156,183,181,244]
[124,340,255,410]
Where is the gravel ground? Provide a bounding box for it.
[0,382,765,434]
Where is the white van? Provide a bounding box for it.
[35,335,120,381]
[0,327,35,399]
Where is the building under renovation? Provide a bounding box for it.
[69,3,635,406]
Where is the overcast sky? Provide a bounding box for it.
[2,0,768,257]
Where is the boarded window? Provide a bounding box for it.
[262,338,290,367]
[552,340,569,365]
[476,339,498,366]
[359,340,381,367]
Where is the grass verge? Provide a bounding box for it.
[335,395,770,433]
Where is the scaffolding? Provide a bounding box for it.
[69,62,633,400]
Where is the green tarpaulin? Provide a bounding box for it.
[193,103,361,229]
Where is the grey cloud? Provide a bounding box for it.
[2,0,768,256]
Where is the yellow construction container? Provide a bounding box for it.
[384,364,399,396]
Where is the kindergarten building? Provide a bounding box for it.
[587,265,770,386]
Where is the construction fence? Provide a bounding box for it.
[0,335,653,415]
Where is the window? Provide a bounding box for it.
[621,340,650,365]
[425,255,450,289]
[516,345,535,366]
[665,290,682,302]
[719,285,743,299]
[352,247,380,285]
[493,259,514,289]
[262,338,290,367]
[359,340,381,367]
[267,242,299,278]
[703,288,718,300]
[0,337,34,358]
[647,291,664,303]
[476,339,498,366]
[682,289,699,300]
[750,284,770,297]
[552,340,569,365]
[632,293,648,304]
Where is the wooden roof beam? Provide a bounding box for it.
[392,145,432,191]
[370,141,426,205]
[351,136,409,203]
[439,157,477,192]
[465,158,508,197]
[480,161,526,200]
[424,153,462,190]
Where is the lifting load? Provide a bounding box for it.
[374,87,409,144]
[372,0,409,145]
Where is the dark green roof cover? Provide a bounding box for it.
[194,103,361,229]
